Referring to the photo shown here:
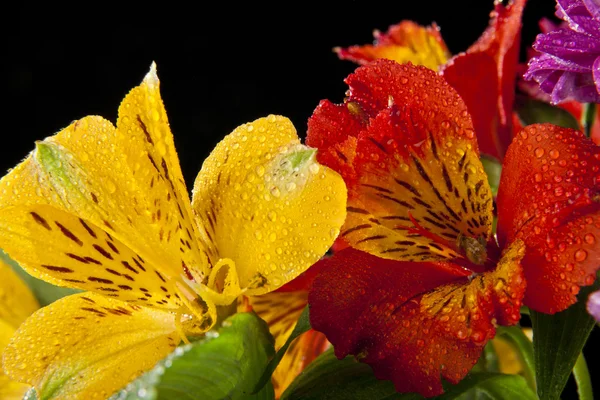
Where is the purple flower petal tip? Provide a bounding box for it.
[587,290,600,323]
[524,0,600,104]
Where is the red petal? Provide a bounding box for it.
[441,0,526,160]
[497,123,600,313]
[309,245,525,397]
[308,61,494,265]
[306,100,362,183]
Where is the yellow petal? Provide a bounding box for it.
[342,129,493,263]
[0,259,39,328]
[0,320,31,400]
[0,205,182,310]
[0,65,216,328]
[3,293,178,400]
[192,115,347,295]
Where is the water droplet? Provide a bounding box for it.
[270,187,281,197]
[105,180,117,194]
[570,285,580,294]
[254,231,263,240]
[151,109,160,122]
[400,163,409,172]
[549,149,560,159]
[286,182,297,191]
[276,247,283,255]
[534,173,543,182]
[269,232,277,242]
[574,249,587,262]
[268,211,277,222]
[456,330,467,339]
[255,165,265,177]
[534,148,545,158]
[330,228,340,239]
[309,164,320,174]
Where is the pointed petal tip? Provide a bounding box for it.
[144,61,159,88]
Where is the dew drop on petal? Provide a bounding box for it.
[534,148,545,158]
[574,249,588,262]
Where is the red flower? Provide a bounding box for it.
[306,60,600,397]
[335,0,527,161]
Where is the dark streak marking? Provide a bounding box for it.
[91,192,99,204]
[55,222,83,246]
[66,253,89,264]
[382,215,410,221]
[93,244,113,260]
[423,217,447,230]
[368,137,387,153]
[356,235,386,244]
[122,261,138,274]
[347,207,369,214]
[412,197,431,209]
[118,285,132,290]
[88,277,113,284]
[41,265,74,273]
[106,241,120,254]
[31,212,51,230]
[336,150,348,163]
[105,268,122,276]
[155,270,166,283]
[442,164,453,192]
[137,116,154,144]
[377,193,414,209]
[342,224,371,237]
[133,257,146,272]
[394,179,420,196]
[458,152,467,170]
[381,248,407,254]
[361,184,392,194]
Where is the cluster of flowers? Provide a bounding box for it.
[0,0,598,399]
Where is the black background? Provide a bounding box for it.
[9,0,599,396]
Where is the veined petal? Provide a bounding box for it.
[192,115,347,296]
[0,65,217,328]
[441,0,526,159]
[249,290,328,399]
[308,61,494,263]
[272,329,329,399]
[497,123,600,313]
[0,259,39,328]
[309,243,525,397]
[0,205,182,310]
[2,293,178,400]
[336,21,451,71]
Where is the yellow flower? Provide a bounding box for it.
[0,259,38,399]
[0,64,347,399]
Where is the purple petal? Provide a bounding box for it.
[534,29,600,67]
[527,53,591,75]
[557,0,592,31]
[593,55,600,93]
[587,290,600,323]
[582,0,600,21]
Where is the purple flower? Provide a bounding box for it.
[524,0,600,104]
[588,290,600,323]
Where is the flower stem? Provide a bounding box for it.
[581,103,596,138]
[573,353,593,400]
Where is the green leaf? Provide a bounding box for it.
[439,373,537,400]
[495,326,535,391]
[253,305,311,394]
[481,156,501,198]
[471,342,499,374]
[281,348,536,400]
[0,249,79,306]
[515,97,580,130]
[573,353,593,400]
[281,348,418,400]
[530,280,599,400]
[110,312,275,400]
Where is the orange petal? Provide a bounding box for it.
[336,21,451,71]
